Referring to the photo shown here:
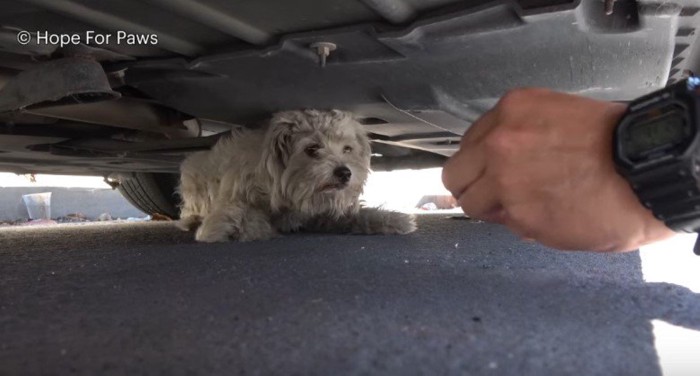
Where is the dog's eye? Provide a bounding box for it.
[343,146,353,153]
[305,144,321,157]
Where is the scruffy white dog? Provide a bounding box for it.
[177,109,417,242]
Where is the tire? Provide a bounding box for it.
[117,172,181,218]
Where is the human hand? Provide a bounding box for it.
[442,88,675,252]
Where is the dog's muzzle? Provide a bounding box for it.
[319,166,352,192]
[333,166,351,184]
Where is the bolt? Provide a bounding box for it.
[310,42,337,68]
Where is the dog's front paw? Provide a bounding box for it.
[352,208,417,235]
[195,224,230,243]
[237,222,276,242]
[380,211,417,235]
[176,215,202,232]
[272,212,305,233]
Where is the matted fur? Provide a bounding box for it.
[178,109,417,242]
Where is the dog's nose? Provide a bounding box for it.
[334,166,352,183]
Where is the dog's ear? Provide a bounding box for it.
[261,112,301,211]
[261,112,298,175]
[345,112,371,159]
[357,130,371,159]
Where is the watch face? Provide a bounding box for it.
[621,103,693,163]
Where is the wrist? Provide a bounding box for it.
[603,101,677,251]
[607,80,700,250]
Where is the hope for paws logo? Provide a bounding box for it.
[16,30,158,47]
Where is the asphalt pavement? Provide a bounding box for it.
[1,215,699,375]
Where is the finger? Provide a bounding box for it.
[500,204,539,241]
[460,108,498,146]
[456,175,505,223]
[442,110,498,197]
[442,148,486,198]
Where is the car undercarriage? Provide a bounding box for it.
[0,0,699,215]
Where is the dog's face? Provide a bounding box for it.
[261,109,371,217]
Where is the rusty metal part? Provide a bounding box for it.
[60,44,135,62]
[0,55,229,138]
[104,176,120,189]
[0,57,120,112]
[25,98,193,137]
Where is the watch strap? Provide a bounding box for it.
[627,159,700,232]
[626,159,700,254]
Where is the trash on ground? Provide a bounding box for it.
[0,219,29,227]
[56,213,91,223]
[415,195,457,210]
[151,213,173,221]
[126,215,152,222]
[65,213,88,220]
[22,192,52,220]
[20,219,57,226]
[420,202,438,211]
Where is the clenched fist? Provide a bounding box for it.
[442,88,675,252]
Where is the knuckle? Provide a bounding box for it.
[497,88,530,108]
[492,173,512,192]
[483,129,515,155]
[441,162,456,191]
[497,88,550,110]
[441,154,469,196]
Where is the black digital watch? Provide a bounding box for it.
[614,77,700,255]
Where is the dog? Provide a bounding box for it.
[177,109,417,242]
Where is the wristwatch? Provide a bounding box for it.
[614,77,700,255]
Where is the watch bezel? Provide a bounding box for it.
[615,97,699,173]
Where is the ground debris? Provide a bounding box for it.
[151,213,173,221]
[56,213,90,223]
[0,219,29,227]
[20,219,57,226]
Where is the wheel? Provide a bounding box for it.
[117,172,181,218]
